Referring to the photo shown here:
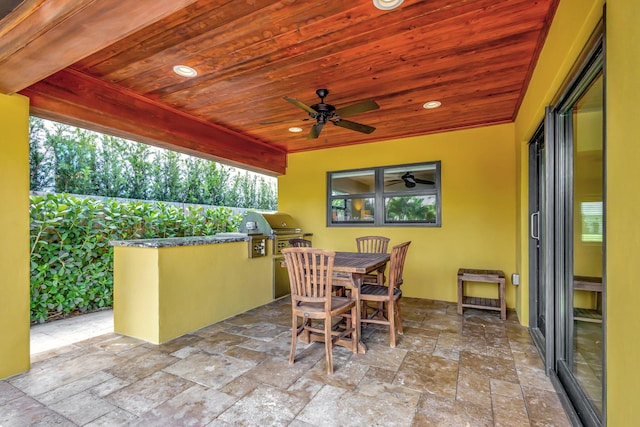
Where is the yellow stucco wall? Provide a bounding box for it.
[114,241,272,344]
[279,123,517,308]
[605,0,640,424]
[113,247,160,342]
[0,94,30,379]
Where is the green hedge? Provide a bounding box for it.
[30,193,241,323]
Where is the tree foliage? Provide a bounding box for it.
[29,117,278,210]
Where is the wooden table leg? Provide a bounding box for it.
[351,274,367,354]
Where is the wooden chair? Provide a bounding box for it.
[356,235,390,286]
[282,247,358,374]
[289,238,312,247]
[356,235,390,254]
[360,241,411,348]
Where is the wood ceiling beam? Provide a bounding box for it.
[0,0,199,94]
[20,69,287,176]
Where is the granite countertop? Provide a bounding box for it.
[110,233,252,248]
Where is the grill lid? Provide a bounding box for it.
[239,212,302,235]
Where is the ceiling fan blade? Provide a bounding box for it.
[415,178,435,185]
[335,100,379,117]
[333,119,376,134]
[259,118,311,125]
[284,96,317,115]
[307,123,324,139]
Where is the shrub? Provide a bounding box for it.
[30,193,241,323]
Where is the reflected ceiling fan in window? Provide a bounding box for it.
[386,172,435,188]
[270,88,379,140]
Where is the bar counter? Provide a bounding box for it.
[110,234,272,344]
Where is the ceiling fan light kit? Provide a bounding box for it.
[282,88,379,140]
[373,0,404,10]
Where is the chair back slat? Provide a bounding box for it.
[356,236,390,254]
[388,241,411,296]
[282,248,335,308]
[289,238,312,248]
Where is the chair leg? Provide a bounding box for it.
[388,301,396,348]
[324,316,333,374]
[289,314,297,365]
[396,300,404,335]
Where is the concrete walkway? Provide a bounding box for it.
[30,309,114,355]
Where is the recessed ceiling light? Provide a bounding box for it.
[173,65,197,78]
[423,101,442,109]
[288,127,303,133]
[373,0,404,10]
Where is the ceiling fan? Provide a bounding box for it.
[280,88,379,140]
[386,172,435,188]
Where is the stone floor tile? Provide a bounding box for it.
[47,390,118,425]
[171,345,202,359]
[239,331,300,359]
[490,378,524,398]
[455,370,492,408]
[492,393,531,427]
[105,349,179,382]
[134,384,236,426]
[217,384,307,426]
[89,375,132,398]
[243,356,315,389]
[516,365,555,391]
[413,393,493,427]
[297,384,415,427]
[84,408,138,426]
[420,313,463,333]
[522,386,572,427]
[355,375,422,409]
[303,348,370,390]
[352,342,408,371]
[195,331,250,355]
[10,351,123,396]
[105,371,194,416]
[0,381,24,405]
[287,376,325,401]
[223,322,290,341]
[0,395,71,426]
[394,352,459,399]
[148,333,204,354]
[9,298,573,427]
[458,351,519,383]
[35,370,113,405]
[162,351,256,389]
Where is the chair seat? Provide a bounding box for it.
[293,296,355,314]
[361,284,402,298]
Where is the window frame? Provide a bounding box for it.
[327,161,442,227]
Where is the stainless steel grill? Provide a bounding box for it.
[239,212,311,298]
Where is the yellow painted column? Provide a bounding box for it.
[605,0,640,423]
[0,93,30,379]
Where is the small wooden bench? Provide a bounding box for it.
[574,276,603,323]
[457,268,506,320]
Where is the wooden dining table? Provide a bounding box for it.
[284,251,390,354]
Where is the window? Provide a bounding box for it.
[580,201,603,242]
[327,162,441,227]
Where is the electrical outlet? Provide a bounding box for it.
[511,273,520,285]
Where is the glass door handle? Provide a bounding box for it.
[530,211,540,240]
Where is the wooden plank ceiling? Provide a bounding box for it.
[0,0,558,175]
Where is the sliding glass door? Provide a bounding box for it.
[529,27,604,426]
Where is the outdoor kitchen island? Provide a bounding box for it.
[110,234,272,344]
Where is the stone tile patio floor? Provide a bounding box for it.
[1,298,571,426]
